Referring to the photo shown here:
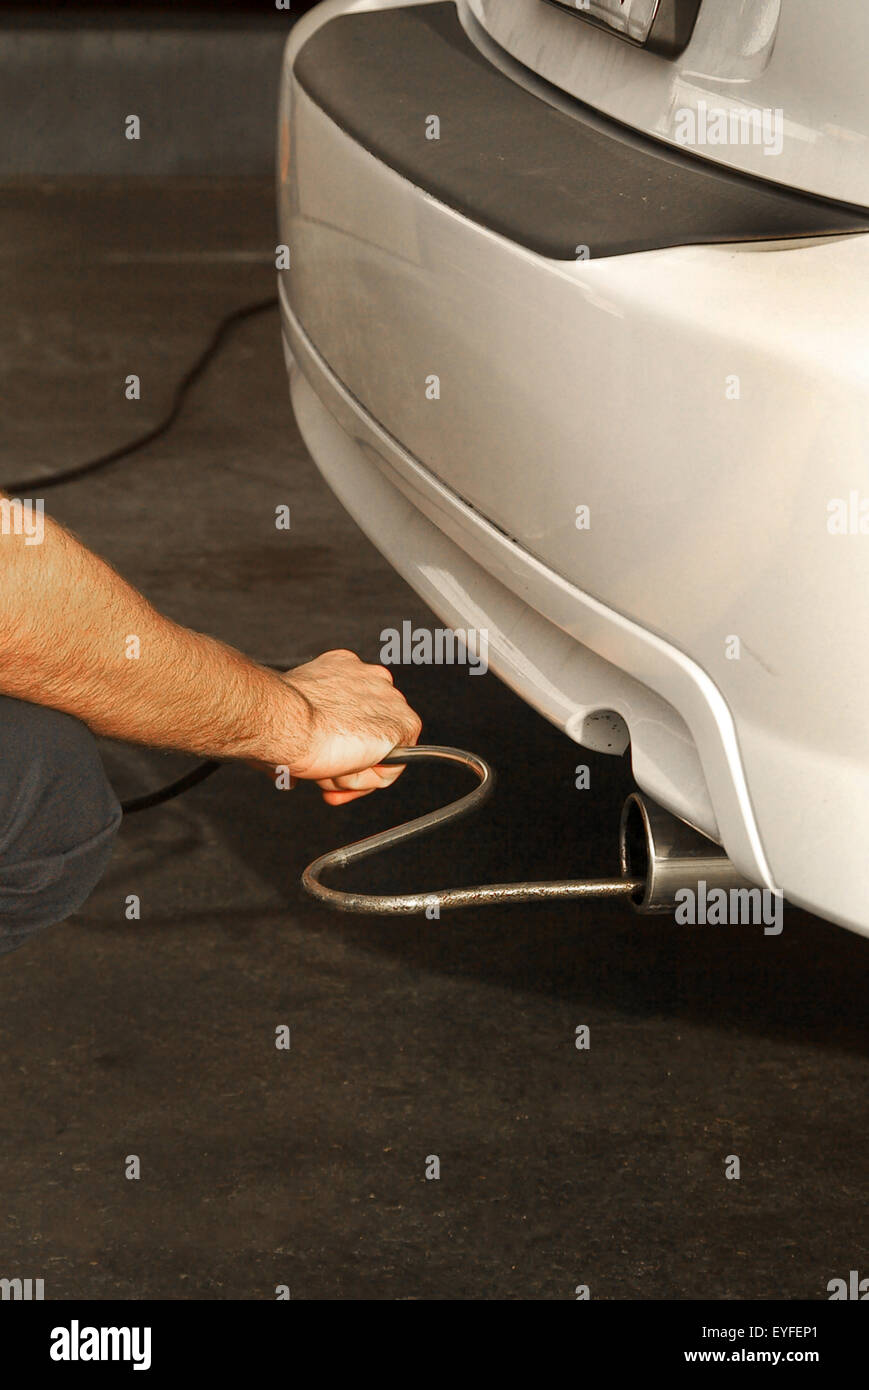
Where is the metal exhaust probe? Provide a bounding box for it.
[302,745,643,914]
[619,792,756,913]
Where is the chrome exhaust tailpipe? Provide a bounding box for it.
[619,792,757,913]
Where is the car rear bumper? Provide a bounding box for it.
[283,294,776,892]
[278,0,869,936]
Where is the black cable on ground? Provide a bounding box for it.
[121,759,221,814]
[4,295,279,494]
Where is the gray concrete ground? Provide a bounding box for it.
[0,9,288,176]
[0,178,867,1300]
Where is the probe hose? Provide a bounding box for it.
[302,745,643,914]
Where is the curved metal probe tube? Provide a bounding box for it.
[302,745,643,914]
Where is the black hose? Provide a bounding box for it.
[4,296,278,494]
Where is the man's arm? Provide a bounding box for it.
[0,501,421,803]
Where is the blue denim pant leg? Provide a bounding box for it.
[0,697,121,955]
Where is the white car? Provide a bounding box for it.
[277,0,869,936]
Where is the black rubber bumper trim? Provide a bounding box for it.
[294,2,869,260]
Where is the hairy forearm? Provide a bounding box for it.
[0,505,310,764]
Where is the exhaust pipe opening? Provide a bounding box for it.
[619,792,757,913]
[619,794,650,909]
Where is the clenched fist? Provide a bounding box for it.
[278,649,422,804]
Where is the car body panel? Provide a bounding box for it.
[278,0,869,935]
